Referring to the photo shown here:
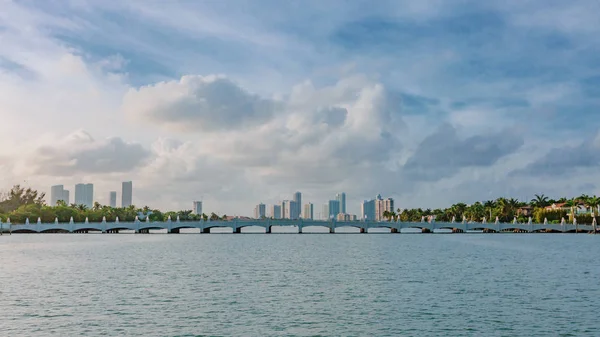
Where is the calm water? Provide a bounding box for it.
[1,234,599,336]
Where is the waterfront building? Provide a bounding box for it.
[293,191,302,218]
[322,204,330,220]
[361,199,376,221]
[254,203,266,219]
[283,200,299,219]
[336,192,346,214]
[303,203,314,220]
[50,185,69,206]
[328,200,340,219]
[109,191,117,208]
[193,201,203,215]
[375,194,394,221]
[270,204,282,219]
[122,181,133,207]
[336,213,354,221]
[74,183,93,208]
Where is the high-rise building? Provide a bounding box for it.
[303,203,314,220]
[193,201,203,215]
[283,200,299,219]
[336,192,346,214]
[254,203,266,219]
[328,199,340,219]
[270,205,282,219]
[375,194,394,221]
[322,204,330,220]
[109,191,117,208]
[50,185,69,206]
[293,191,302,217]
[361,199,376,221]
[74,183,93,208]
[122,181,133,208]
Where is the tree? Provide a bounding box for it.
[484,200,495,219]
[92,202,102,211]
[210,212,220,221]
[531,194,549,208]
[0,185,46,213]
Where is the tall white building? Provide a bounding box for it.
[254,203,266,219]
[193,201,203,215]
[361,199,376,221]
[336,192,346,214]
[50,185,70,206]
[303,203,314,220]
[122,181,133,207]
[109,191,117,208]
[283,200,299,219]
[293,191,302,218]
[74,183,93,208]
[270,205,282,219]
[322,204,330,220]
[375,194,394,221]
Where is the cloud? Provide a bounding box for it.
[402,123,524,181]
[13,130,150,176]
[122,75,279,131]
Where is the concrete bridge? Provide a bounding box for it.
[1,218,595,234]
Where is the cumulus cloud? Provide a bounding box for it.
[402,123,524,181]
[122,75,279,131]
[14,130,149,176]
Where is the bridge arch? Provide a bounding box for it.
[40,228,69,233]
[11,229,38,233]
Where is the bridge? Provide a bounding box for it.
[0,218,596,234]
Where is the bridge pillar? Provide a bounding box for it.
[391,228,398,233]
[422,228,432,233]
[203,227,211,234]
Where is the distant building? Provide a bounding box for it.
[74,183,93,208]
[375,194,394,221]
[303,203,314,220]
[270,204,282,219]
[361,199,376,221]
[322,204,329,220]
[50,185,69,206]
[193,201,203,215]
[336,192,346,214]
[109,191,117,208]
[328,200,340,219]
[122,181,133,207]
[293,191,302,218]
[336,213,354,221]
[283,200,299,219]
[254,203,266,219]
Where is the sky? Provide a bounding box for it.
[1,0,600,216]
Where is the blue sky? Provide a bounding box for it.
[1,0,599,215]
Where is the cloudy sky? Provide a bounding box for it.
[1,0,599,215]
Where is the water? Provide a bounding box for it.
[1,234,599,336]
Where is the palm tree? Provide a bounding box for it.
[382,210,390,221]
[484,200,495,219]
[76,204,88,211]
[92,202,101,211]
[531,194,549,208]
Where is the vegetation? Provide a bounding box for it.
[2,186,600,225]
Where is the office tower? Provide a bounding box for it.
[328,200,340,219]
[74,183,93,208]
[336,192,346,214]
[281,201,287,219]
[109,191,117,208]
[50,185,69,206]
[283,200,299,219]
[254,203,266,219]
[361,199,376,221]
[375,194,394,221]
[322,204,329,220]
[270,204,282,219]
[193,201,203,215]
[293,191,302,217]
[122,181,133,207]
[303,203,314,220]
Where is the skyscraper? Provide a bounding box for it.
[375,194,394,221]
[74,183,93,208]
[50,185,69,206]
[109,191,117,208]
[328,199,340,219]
[293,192,302,217]
[283,200,299,219]
[193,201,203,215]
[336,192,346,214]
[303,203,314,220]
[361,199,376,221]
[270,204,282,219]
[122,181,132,208]
[322,204,329,220]
[254,203,266,219]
